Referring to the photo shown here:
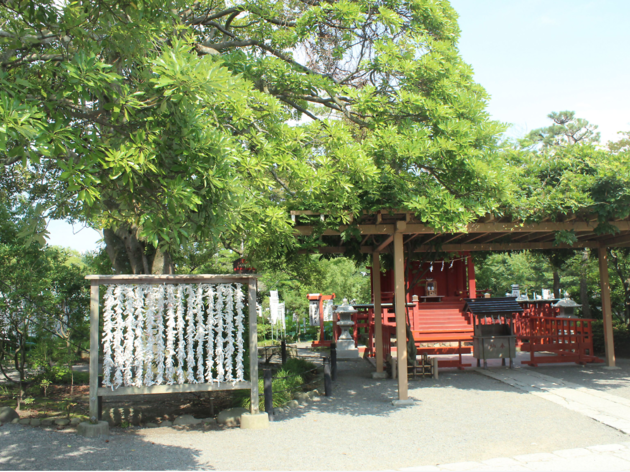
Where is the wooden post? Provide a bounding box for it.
[467,252,476,299]
[249,277,260,413]
[319,297,325,343]
[89,282,100,421]
[394,227,408,400]
[598,246,616,367]
[373,252,384,373]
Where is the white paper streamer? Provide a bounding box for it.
[223,285,235,382]
[143,286,156,386]
[175,285,186,384]
[102,286,115,389]
[100,282,246,390]
[122,285,136,387]
[214,286,225,382]
[234,284,245,382]
[185,285,197,383]
[165,285,176,385]
[154,286,166,385]
[204,285,215,383]
[112,285,125,388]
[133,286,145,388]
[194,285,206,383]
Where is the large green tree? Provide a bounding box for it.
[2,0,507,273]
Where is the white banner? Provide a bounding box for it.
[278,302,286,330]
[269,291,279,325]
[309,299,320,326]
[323,299,333,322]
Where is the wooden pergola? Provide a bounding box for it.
[292,210,630,403]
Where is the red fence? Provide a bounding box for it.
[517,317,603,366]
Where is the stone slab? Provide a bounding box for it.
[173,414,202,426]
[588,444,625,452]
[336,350,361,359]
[372,371,388,379]
[217,407,248,426]
[77,421,109,438]
[240,412,269,430]
[513,452,558,463]
[392,399,415,407]
[0,407,19,423]
[552,448,592,458]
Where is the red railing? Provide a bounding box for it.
[517,317,602,366]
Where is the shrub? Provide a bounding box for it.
[236,358,317,410]
[591,320,630,357]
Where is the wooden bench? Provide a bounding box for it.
[412,330,473,370]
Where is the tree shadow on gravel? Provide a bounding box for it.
[270,355,601,422]
[270,358,511,421]
[0,424,210,471]
[521,357,630,397]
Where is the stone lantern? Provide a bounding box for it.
[553,297,582,318]
[334,298,359,358]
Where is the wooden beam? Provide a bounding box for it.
[98,381,252,397]
[89,282,99,421]
[373,252,384,373]
[248,278,260,414]
[294,221,630,237]
[476,233,510,244]
[375,235,394,253]
[303,240,602,255]
[601,233,630,246]
[509,232,539,242]
[413,241,601,252]
[393,232,408,400]
[598,246,616,367]
[442,233,465,244]
[422,233,443,245]
[459,232,490,244]
[85,274,257,285]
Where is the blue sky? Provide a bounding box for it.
[47,0,630,253]
[451,0,630,142]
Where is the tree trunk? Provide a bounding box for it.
[553,270,561,299]
[103,225,171,274]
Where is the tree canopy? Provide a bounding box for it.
[1,0,510,272]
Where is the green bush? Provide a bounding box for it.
[283,357,316,376]
[236,358,317,411]
[591,320,630,357]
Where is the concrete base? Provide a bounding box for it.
[337,350,360,359]
[240,413,270,430]
[392,399,415,407]
[77,421,109,438]
[604,366,622,370]
[372,371,388,379]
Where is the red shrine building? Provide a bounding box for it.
[344,252,601,369]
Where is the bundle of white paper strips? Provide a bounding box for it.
[101,283,246,390]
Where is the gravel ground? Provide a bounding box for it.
[1,360,628,471]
